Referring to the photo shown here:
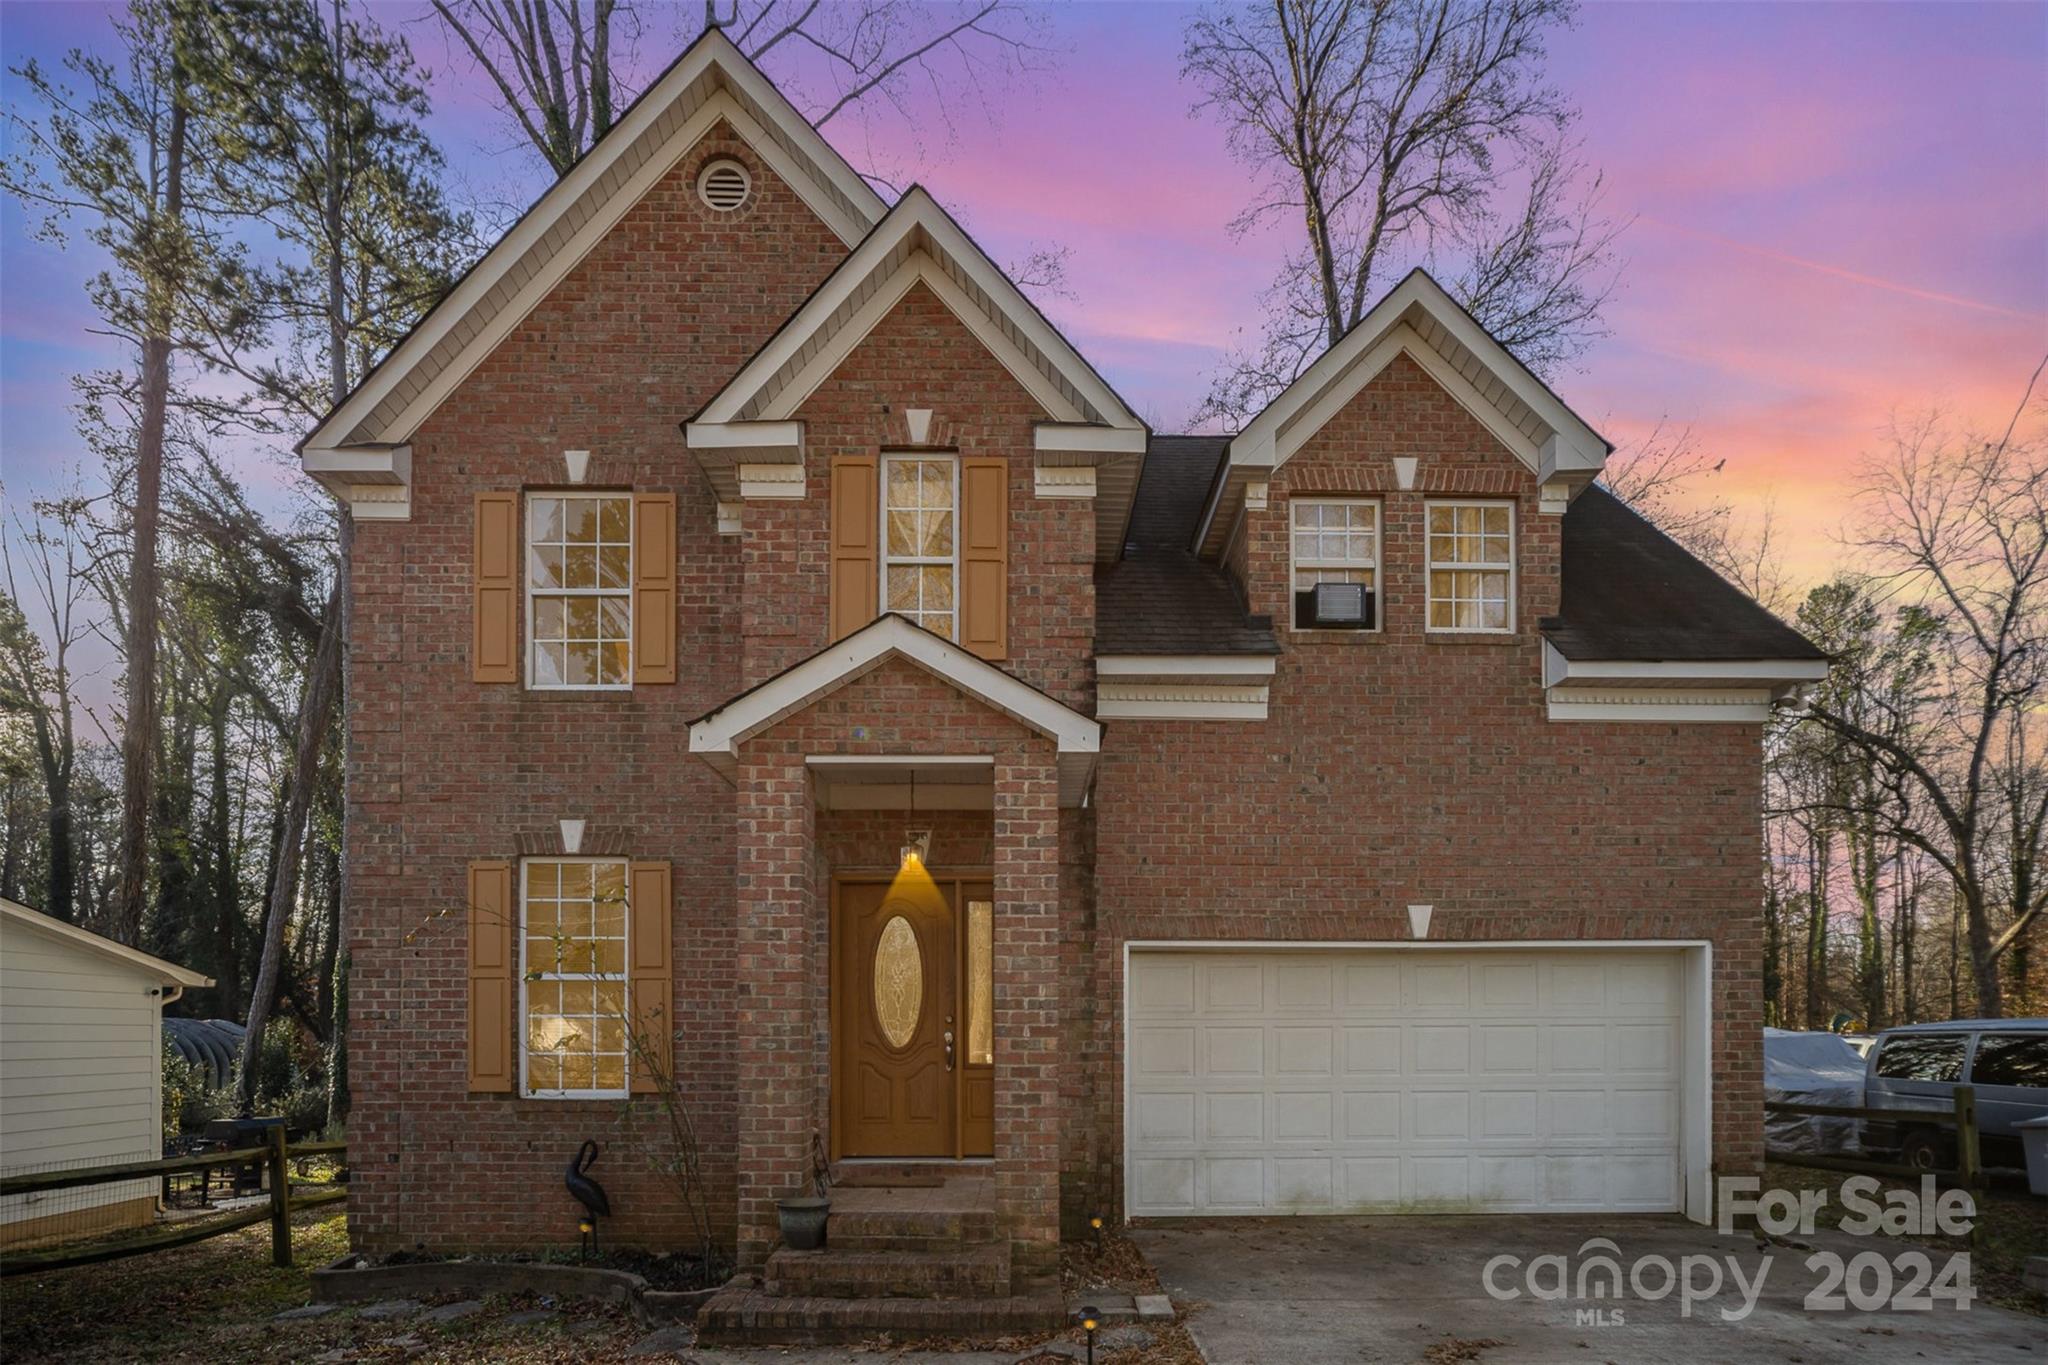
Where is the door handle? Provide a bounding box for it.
[944,1029,955,1071]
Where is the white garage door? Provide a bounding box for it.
[1126,949,1685,1216]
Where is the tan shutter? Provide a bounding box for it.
[632,493,677,685]
[829,455,879,640]
[959,457,1009,660]
[473,492,519,684]
[466,860,515,1093]
[628,860,674,1094]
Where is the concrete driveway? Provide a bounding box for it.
[1132,1215,2043,1364]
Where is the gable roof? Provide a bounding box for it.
[1544,484,1827,664]
[1096,436,1279,656]
[299,28,885,504]
[1,897,212,988]
[1194,269,1612,558]
[684,186,1149,562]
[687,613,1101,805]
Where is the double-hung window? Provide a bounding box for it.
[1290,499,1379,630]
[521,858,630,1098]
[528,494,633,688]
[882,455,958,640]
[1425,500,1514,633]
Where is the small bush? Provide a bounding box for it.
[161,1039,231,1139]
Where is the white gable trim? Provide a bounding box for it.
[688,615,1101,805]
[1,897,212,988]
[760,251,1088,425]
[692,187,1142,436]
[1256,322,1541,471]
[300,30,883,474]
[1195,270,1611,557]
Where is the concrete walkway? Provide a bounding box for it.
[1132,1215,2044,1364]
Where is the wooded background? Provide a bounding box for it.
[1,0,2041,1130]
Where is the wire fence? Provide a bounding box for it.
[0,1132,346,1274]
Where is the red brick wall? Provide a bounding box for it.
[724,658,1062,1288]
[343,123,846,1254]
[737,280,1097,710]
[1087,354,1766,1218]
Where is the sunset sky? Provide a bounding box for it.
[3,0,2045,589]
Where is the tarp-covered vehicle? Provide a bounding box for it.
[1765,1027,1868,1155]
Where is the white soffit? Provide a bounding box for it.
[298,28,884,503]
[689,615,1102,806]
[1194,269,1612,558]
[1094,654,1277,721]
[686,187,1148,559]
[1541,641,1829,723]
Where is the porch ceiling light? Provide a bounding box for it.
[899,770,932,869]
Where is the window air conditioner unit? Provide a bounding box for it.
[1297,581,1374,630]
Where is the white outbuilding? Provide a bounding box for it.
[0,896,212,1248]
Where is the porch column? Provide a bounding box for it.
[733,746,816,1269]
[992,745,1061,1291]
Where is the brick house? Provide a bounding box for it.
[300,31,1824,1338]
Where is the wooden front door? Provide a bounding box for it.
[834,876,994,1158]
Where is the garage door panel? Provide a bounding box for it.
[1203,1092,1263,1142]
[1128,949,1685,1217]
[1274,1091,1334,1142]
[1343,1026,1402,1074]
[1408,963,1470,1009]
[1203,1026,1263,1075]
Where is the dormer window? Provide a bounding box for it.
[882,455,959,640]
[1291,498,1379,631]
[1426,500,1514,633]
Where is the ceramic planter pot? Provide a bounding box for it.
[776,1195,830,1251]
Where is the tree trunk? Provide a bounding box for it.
[207,690,241,1016]
[111,91,187,946]
[1963,889,2004,1019]
[236,572,345,1110]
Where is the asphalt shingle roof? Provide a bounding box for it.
[1094,437,1280,656]
[1544,484,1825,662]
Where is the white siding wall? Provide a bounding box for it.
[0,917,165,1226]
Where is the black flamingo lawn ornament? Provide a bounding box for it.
[565,1140,610,1262]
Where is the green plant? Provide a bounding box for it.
[161,1038,231,1137]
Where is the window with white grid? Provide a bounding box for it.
[882,455,958,640]
[527,494,632,688]
[1291,499,1379,630]
[1426,500,1514,632]
[521,858,630,1098]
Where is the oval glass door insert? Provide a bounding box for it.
[872,915,924,1049]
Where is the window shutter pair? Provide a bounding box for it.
[828,455,1007,659]
[464,858,675,1095]
[471,492,677,685]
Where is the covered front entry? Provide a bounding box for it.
[687,617,1101,1276]
[833,874,995,1158]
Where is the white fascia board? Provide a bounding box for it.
[1272,323,1540,472]
[702,189,1141,434]
[2,897,213,987]
[759,253,1088,425]
[1096,655,1278,678]
[684,420,804,458]
[302,443,411,483]
[689,615,1101,761]
[1547,694,1776,724]
[1544,643,1831,687]
[302,33,880,456]
[903,189,1140,432]
[1034,424,1149,455]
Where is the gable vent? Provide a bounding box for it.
[697,159,751,212]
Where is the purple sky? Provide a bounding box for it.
[4,1,2045,585]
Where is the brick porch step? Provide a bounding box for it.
[696,1282,1066,1346]
[765,1242,1009,1299]
[825,1178,999,1251]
